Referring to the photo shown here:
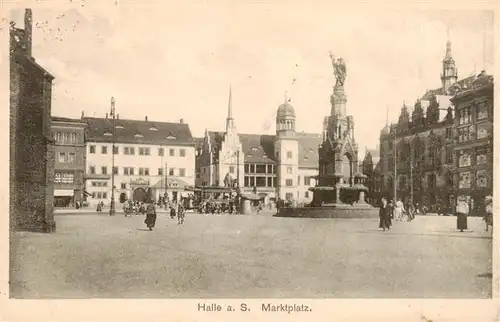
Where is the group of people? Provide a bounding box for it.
[197,200,238,214]
[141,200,186,231]
[378,198,416,231]
[379,195,494,232]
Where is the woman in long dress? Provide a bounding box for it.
[144,202,157,231]
[484,195,493,232]
[456,196,469,232]
[379,197,391,231]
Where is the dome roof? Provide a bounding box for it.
[381,124,390,135]
[277,102,296,118]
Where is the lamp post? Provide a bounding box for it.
[109,97,116,216]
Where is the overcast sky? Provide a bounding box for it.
[10,3,494,156]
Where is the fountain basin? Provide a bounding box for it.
[275,204,379,219]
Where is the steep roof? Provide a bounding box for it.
[421,75,477,100]
[83,117,194,146]
[201,131,322,168]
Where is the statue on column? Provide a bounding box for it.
[329,52,347,87]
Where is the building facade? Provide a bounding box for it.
[51,117,87,207]
[83,115,196,208]
[450,71,494,215]
[195,89,322,205]
[378,39,477,212]
[10,9,56,232]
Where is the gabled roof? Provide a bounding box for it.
[296,133,322,168]
[83,117,194,146]
[200,131,322,168]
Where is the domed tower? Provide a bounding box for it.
[275,94,298,201]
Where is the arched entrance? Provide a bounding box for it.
[133,188,147,202]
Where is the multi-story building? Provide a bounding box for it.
[83,114,196,208]
[378,39,476,211]
[196,89,321,205]
[51,117,87,207]
[450,71,494,215]
[10,9,56,232]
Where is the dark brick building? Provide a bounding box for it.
[51,117,87,208]
[10,9,56,232]
[450,71,494,216]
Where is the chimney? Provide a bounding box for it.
[81,111,84,119]
[117,114,119,119]
[105,113,108,119]
[179,118,184,124]
[24,9,33,56]
[145,116,148,122]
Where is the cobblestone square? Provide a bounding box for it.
[10,213,492,298]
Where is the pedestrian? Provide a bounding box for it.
[484,195,493,232]
[144,201,157,231]
[407,202,416,222]
[456,196,469,232]
[379,197,391,231]
[177,203,185,225]
[394,198,405,221]
[170,202,177,219]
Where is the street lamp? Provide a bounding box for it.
[109,97,116,216]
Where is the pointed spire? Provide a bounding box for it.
[227,85,233,120]
[284,90,288,105]
[482,31,487,71]
[444,28,452,60]
[385,105,389,126]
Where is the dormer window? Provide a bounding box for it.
[247,154,253,158]
[134,134,144,138]
[263,155,268,159]
[251,147,259,152]
[166,136,176,140]
[304,157,309,161]
[115,125,124,129]
[103,132,113,136]
[149,127,159,131]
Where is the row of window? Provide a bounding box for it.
[58,152,76,163]
[53,132,79,143]
[457,101,489,125]
[457,123,490,143]
[458,146,489,168]
[458,170,489,189]
[244,176,277,188]
[244,164,277,174]
[88,166,187,177]
[89,145,187,157]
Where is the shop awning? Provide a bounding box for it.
[54,189,74,197]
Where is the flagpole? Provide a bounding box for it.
[393,138,397,201]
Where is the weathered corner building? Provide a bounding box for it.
[10,9,56,232]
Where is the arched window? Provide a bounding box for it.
[71,133,77,143]
[63,133,69,142]
[56,132,62,141]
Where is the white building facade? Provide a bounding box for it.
[83,116,196,207]
[195,89,321,206]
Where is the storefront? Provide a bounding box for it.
[54,189,74,207]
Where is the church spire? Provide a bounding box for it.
[227,85,233,120]
[441,28,458,93]
[444,28,452,60]
[225,85,235,133]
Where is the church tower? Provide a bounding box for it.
[218,86,243,188]
[441,33,458,94]
[275,93,298,201]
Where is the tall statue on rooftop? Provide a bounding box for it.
[329,52,347,87]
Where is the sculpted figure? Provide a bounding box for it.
[329,52,347,87]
